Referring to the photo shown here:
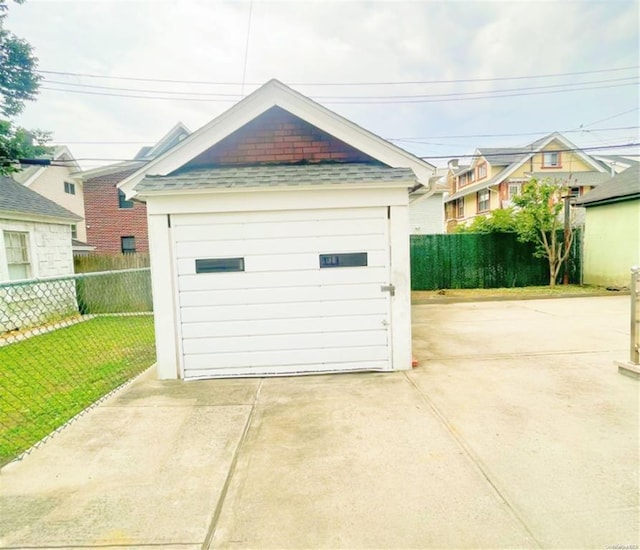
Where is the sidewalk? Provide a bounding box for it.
[1,296,637,549]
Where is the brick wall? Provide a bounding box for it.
[187,106,376,167]
[83,169,149,254]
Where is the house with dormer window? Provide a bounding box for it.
[444,132,611,231]
[77,123,190,254]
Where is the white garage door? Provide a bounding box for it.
[173,207,392,379]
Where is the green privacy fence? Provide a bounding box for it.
[410,232,582,290]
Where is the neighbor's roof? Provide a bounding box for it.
[13,145,81,188]
[445,132,607,204]
[476,148,531,166]
[136,163,416,194]
[0,176,82,222]
[76,122,191,181]
[575,164,640,206]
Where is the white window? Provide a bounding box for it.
[478,190,490,212]
[64,181,76,195]
[570,187,581,198]
[71,224,78,239]
[477,163,487,179]
[543,152,560,167]
[508,183,521,199]
[4,231,31,280]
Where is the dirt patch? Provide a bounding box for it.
[412,285,627,304]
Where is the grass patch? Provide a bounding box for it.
[412,285,626,303]
[0,315,155,466]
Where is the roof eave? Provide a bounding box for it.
[577,193,640,207]
[0,210,81,224]
[136,179,414,199]
[118,79,436,199]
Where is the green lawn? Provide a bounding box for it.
[0,315,155,466]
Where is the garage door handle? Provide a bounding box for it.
[381,284,395,296]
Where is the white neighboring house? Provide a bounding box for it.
[0,176,82,331]
[409,167,449,234]
[118,79,436,380]
[13,146,93,254]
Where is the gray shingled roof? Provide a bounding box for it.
[575,164,640,206]
[0,176,81,222]
[476,148,531,165]
[136,163,417,193]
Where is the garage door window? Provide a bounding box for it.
[196,257,245,273]
[319,252,368,268]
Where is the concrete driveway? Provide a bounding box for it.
[1,296,638,549]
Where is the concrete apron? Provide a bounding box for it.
[0,296,637,549]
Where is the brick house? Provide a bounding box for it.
[78,123,190,254]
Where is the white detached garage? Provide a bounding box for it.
[119,80,435,379]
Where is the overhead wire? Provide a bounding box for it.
[387,125,640,142]
[40,75,638,100]
[44,141,640,165]
[39,80,639,104]
[51,125,640,145]
[35,65,639,86]
[240,0,253,97]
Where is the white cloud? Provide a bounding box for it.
[5,0,639,168]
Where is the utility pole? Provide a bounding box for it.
[563,193,571,285]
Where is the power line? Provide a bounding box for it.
[40,80,639,105]
[43,80,240,97]
[35,65,639,87]
[45,141,639,164]
[51,125,640,145]
[240,0,253,97]
[417,142,640,160]
[41,75,638,100]
[579,107,640,128]
[388,125,640,142]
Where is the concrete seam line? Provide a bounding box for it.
[2,365,155,470]
[422,348,627,361]
[402,372,544,549]
[201,378,264,550]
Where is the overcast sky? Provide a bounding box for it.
[6,0,640,169]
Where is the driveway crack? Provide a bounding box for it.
[403,372,544,548]
[201,379,264,550]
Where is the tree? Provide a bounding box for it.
[0,0,49,175]
[512,177,573,288]
[455,207,518,234]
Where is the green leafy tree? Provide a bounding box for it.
[455,207,518,234]
[0,0,49,175]
[512,177,573,288]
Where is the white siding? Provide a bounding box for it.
[173,207,392,378]
[21,166,87,242]
[0,219,73,282]
[409,194,445,234]
[0,218,75,332]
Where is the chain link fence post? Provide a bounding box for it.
[616,266,640,379]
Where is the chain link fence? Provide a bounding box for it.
[0,268,156,467]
